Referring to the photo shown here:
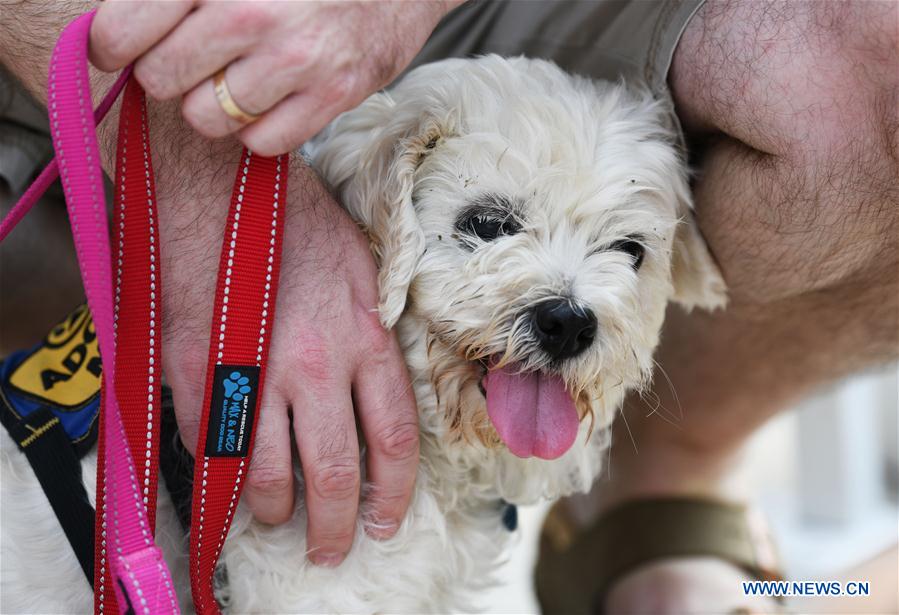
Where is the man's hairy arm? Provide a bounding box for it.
[1,0,256,232]
[1,0,423,566]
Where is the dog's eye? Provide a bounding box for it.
[470,215,504,240]
[455,195,523,246]
[608,237,645,269]
[462,213,521,242]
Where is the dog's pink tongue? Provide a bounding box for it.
[484,363,579,460]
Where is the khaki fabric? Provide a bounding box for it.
[0,68,52,193]
[409,0,705,144]
[413,0,704,94]
[0,68,85,352]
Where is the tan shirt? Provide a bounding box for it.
[0,68,53,194]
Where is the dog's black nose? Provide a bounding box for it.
[532,299,597,360]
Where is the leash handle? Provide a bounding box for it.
[94,75,172,614]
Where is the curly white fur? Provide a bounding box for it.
[1,55,725,614]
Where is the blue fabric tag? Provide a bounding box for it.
[204,364,260,457]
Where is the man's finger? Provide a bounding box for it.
[90,0,194,72]
[353,324,419,539]
[181,73,246,139]
[132,3,264,101]
[166,345,208,454]
[197,45,309,124]
[292,376,360,567]
[236,89,351,156]
[179,55,304,142]
[243,387,295,525]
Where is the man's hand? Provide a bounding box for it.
[159,159,420,566]
[90,0,462,155]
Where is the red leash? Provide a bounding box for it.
[99,78,286,614]
[188,140,285,614]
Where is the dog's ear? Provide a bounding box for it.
[670,210,728,311]
[310,93,447,329]
[369,129,443,328]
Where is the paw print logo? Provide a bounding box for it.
[223,371,251,401]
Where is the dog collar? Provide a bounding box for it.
[501,500,518,532]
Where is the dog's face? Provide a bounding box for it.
[313,56,725,467]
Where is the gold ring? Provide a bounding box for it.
[213,68,260,125]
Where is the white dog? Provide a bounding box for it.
[0,55,725,613]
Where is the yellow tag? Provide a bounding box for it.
[9,305,102,408]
